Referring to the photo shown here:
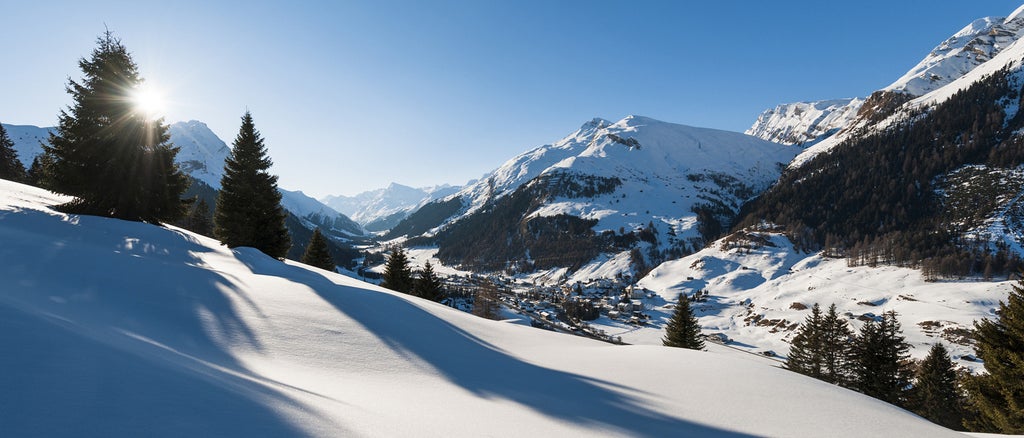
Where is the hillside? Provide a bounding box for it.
[322,182,460,232]
[0,178,964,437]
[392,115,797,276]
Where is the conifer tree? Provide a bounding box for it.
[852,311,912,406]
[44,31,187,222]
[214,111,290,259]
[786,303,825,378]
[301,228,336,272]
[182,197,213,236]
[821,303,855,385]
[26,155,49,188]
[414,261,444,301]
[381,246,413,293]
[910,343,965,430]
[662,292,704,350]
[964,274,1024,433]
[0,124,26,182]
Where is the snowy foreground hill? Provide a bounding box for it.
[0,178,964,437]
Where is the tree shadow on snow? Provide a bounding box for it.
[239,256,757,438]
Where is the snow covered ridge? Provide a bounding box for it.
[745,98,864,146]
[321,182,460,229]
[0,178,965,437]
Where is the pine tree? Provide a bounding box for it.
[852,311,913,406]
[213,111,290,259]
[414,260,444,301]
[43,31,187,222]
[662,292,704,350]
[182,197,213,236]
[380,246,413,293]
[964,274,1024,433]
[26,155,49,188]
[301,228,336,272]
[821,303,855,385]
[0,124,26,182]
[910,343,965,430]
[787,303,825,379]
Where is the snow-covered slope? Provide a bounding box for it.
[0,178,964,437]
[622,230,1011,373]
[322,182,460,228]
[745,98,864,145]
[166,120,232,189]
[2,124,54,168]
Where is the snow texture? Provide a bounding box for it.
[0,178,965,437]
[322,182,460,226]
[745,98,864,146]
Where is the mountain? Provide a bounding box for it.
[745,98,863,146]
[391,115,797,276]
[279,188,362,237]
[2,124,54,168]
[322,182,460,231]
[166,120,232,189]
[747,5,1024,152]
[0,177,965,437]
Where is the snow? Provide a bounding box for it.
[321,182,461,226]
[609,231,1014,373]
[166,120,232,189]
[745,98,864,146]
[1,124,54,168]
[0,178,967,437]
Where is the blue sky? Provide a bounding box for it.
[3,1,1023,197]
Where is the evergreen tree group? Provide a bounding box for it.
[0,124,26,182]
[662,292,704,350]
[786,303,853,384]
[964,274,1024,433]
[851,311,913,406]
[472,279,502,320]
[300,228,336,272]
[213,111,290,259]
[42,31,187,223]
[414,261,444,301]
[380,246,413,293]
[180,197,213,236]
[909,343,965,430]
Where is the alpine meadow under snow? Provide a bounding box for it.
[0,178,963,437]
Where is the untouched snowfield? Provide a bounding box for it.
[0,179,967,437]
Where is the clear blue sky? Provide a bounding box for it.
[3,1,1023,198]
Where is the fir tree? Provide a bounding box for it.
[786,303,825,379]
[910,343,965,430]
[964,274,1024,433]
[0,124,26,182]
[662,292,704,350]
[852,311,913,406]
[381,246,413,293]
[821,303,855,385]
[182,197,213,236]
[213,111,291,259]
[26,155,49,188]
[300,228,336,272]
[414,260,444,302]
[43,31,187,222]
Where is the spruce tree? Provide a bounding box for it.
[26,155,49,188]
[662,292,704,350]
[213,111,291,259]
[821,303,855,385]
[414,261,444,301]
[786,303,825,379]
[44,31,187,222]
[380,246,413,293]
[301,228,336,272]
[910,343,965,430]
[852,311,912,406]
[964,274,1024,433]
[182,197,213,236]
[0,124,26,182]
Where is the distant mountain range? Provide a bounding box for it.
[322,183,461,232]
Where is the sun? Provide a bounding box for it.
[130,83,165,118]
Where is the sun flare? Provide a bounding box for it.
[130,84,165,117]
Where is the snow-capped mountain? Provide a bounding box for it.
[0,178,967,437]
[749,4,1024,155]
[166,120,231,189]
[280,188,363,236]
[745,98,864,145]
[395,115,797,276]
[322,182,460,231]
